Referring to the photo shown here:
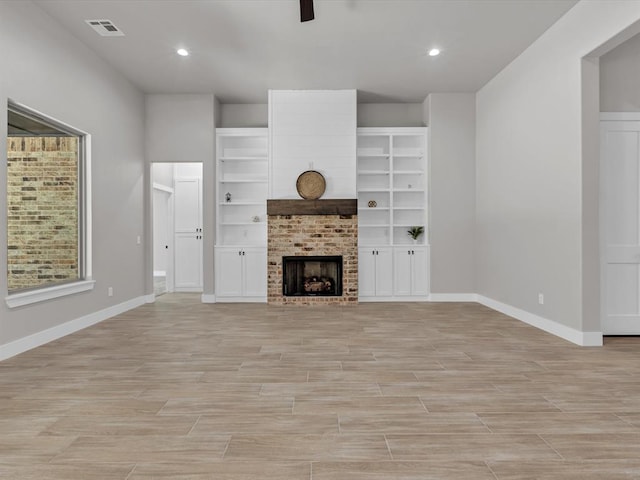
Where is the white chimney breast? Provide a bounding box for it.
[268,90,357,199]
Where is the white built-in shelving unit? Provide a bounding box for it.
[357,127,430,300]
[215,128,268,302]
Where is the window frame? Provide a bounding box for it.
[5,101,94,308]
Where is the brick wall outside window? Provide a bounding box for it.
[7,136,79,291]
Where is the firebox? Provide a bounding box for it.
[282,256,343,297]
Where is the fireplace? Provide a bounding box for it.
[267,199,357,305]
[283,256,343,297]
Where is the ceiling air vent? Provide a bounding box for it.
[85,19,125,37]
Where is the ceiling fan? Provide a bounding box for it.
[300,0,315,22]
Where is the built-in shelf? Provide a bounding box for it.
[357,127,427,247]
[220,179,268,184]
[216,128,268,247]
[221,202,263,206]
[221,222,266,226]
[220,157,268,162]
[359,170,390,175]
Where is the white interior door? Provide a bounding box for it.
[173,176,203,292]
[601,118,640,334]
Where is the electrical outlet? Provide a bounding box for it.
[538,293,544,305]
[136,235,141,245]
[108,287,113,297]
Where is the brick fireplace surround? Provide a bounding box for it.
[267,199,358,305]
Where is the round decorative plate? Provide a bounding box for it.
[296,170,326,200]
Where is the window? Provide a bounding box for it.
[6,102,93,307]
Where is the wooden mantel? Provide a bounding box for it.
[267,199,357,216]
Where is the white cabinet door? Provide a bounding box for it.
[601,119,640,334]
[359,247,393,297]
[174,233,202,291]
[375,247,394,297]
[393,246,428,297]
[216,248,244,297]
[174,178,201,232]
[411,247,429,296]
[358,248,378,297]
[393,248,413,296]
[243,247,267,297]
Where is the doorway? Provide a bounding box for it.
[600,115,640,335]
[152,162,203,295]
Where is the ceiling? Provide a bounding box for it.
[34,0,578,104]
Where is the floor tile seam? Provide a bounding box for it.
[473,413,495,434]
[614,413,640,429]
[186,415,202,436]
[383,434,394,460]
[527,395,566,413]
[483,460,500,480]
[44,434,82,464]
[220,434,232,460]
[537,434,565,460]
[124,463,137,480]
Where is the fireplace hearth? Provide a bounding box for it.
[283,256,343,297]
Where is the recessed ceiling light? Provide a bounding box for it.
[177,48,189,57]
[428,48,440,57]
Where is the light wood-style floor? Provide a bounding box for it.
[1,294,640,479]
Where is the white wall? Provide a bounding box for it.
[476,0,640,337]
[145,95,215,297]
[219,104,268,128]
[0,1,146,350]
[219,102,423,128]
[358,103,424,127]
[427,94,476,295]
[600,32,640,111]
[269,90,357,199]
[146,95,215,164]
[153,163,174,188]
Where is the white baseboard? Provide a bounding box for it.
[429,293,478,302]
[477,295,603,347]
[144,294,156,303]
[201,294,216,303]
[214,296,266,303]
[0,295,147,361]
